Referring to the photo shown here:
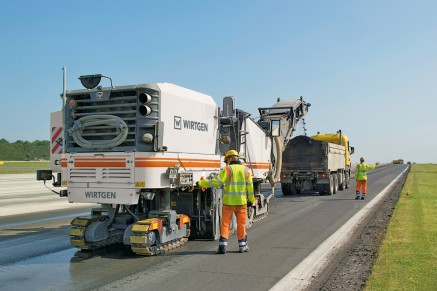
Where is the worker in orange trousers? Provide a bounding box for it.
[355,157,376,200]
[197,150,255,254]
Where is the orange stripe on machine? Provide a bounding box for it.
[247,162,270,169]
[135,158,221,168]
[63,157,262,169]
[74,158,127,168]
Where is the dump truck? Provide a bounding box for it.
[280,131,354,195]
[37,73,310,255]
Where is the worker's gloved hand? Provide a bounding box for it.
[196,176,205,187]
[247,201,253,207]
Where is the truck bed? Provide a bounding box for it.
[282,135,346,172]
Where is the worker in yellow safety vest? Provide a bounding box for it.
[197,150,255,254]
[355,157,376,200]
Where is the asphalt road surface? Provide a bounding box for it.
[0,165,408,291]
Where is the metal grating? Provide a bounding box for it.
[69,168,132,183]
[70,168,97,182]
[67,90,138,149]
[102,168,131,179]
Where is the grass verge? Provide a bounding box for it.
[0,161,50,174]
[366,164,437,290]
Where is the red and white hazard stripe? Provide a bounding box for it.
[51,127,63,154]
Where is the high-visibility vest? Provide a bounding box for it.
[355,163,376,181]
[198,161,255,205]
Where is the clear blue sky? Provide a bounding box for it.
[1,1,436,164]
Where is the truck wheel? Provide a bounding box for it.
[290,183,297,195]
[345,171,350,189]
[333,175,338,194]
[339,172,345,190]
[281,183,291,195]
[317,184,326,195]
[281,183,296,196]
[326,176,334,195]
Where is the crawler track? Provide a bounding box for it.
[130,217,190,256]
[69,216,124,250]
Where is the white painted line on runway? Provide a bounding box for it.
[0,212,91,228]
[0,174,94,217]
[270,167,409,291]
[0,201,94,217]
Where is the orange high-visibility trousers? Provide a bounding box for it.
[356,180,367,194]
[221,205,247,240]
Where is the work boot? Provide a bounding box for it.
[217,236,227,254]
[239,244,249,253]
[217,245,226,254]
[238,236,249,253]
[355,191,360,200]
[361,195,366,200]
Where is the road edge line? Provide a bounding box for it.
[269,166,409,291]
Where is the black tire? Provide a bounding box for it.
[281,183,291,196]
[333,174,338,194]
[326,176,334,195]
[281,182,297,196]
[339,171,346,190]
[290,183,297,195]
[317,184,326,195]
[345,171,350,189]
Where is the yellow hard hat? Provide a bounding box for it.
[225,150,239,158]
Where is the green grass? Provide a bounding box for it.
[0,161,50,174]
[366,164,437,290]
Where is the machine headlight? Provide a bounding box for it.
[139,105,152,116]
[139,93,152,103]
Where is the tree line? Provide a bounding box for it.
[0,139,50,161]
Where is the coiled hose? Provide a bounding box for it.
[69,115,128,149]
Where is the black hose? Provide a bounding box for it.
[107,204,120,226]
[124,205,140,221]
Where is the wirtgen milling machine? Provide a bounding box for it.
[37,74,310,255]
